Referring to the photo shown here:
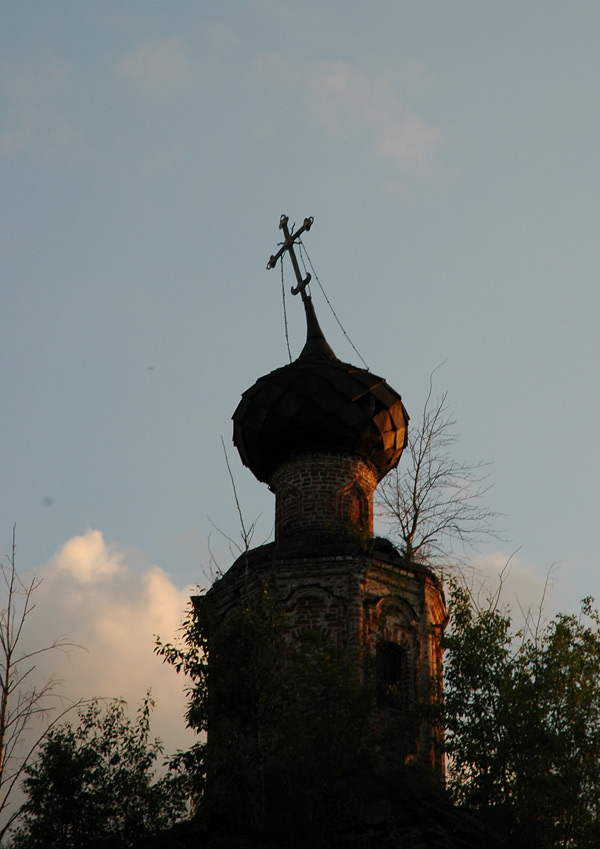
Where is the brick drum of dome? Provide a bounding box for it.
[272,451,378,539]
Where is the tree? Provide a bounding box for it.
[9,696,190,849]
[0,528,77,838]
[441,583,600,848]
[376,377,497,567]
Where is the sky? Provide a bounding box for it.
[2,0,600,765]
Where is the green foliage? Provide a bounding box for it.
[157,576,600,847]
[157,587,285,826]
[9,696,189,849]
[319,522,374,553]
[442,584,600,848]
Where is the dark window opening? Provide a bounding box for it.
[376,640,405,708]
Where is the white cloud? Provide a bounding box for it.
[205,22,241,55]
[0,59,76,158]
[20,530,197,757]
[113,38,200,98]
[254,53,440,174]
[464,550,558,622]
[312,60,375,133]
[53,529,123,583]
[378,117,440,170]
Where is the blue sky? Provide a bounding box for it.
[2,0,600,752]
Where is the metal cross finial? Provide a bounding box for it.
[267,214,314,301]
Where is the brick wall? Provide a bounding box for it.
[209,543,446,774]
[271,452,378,539]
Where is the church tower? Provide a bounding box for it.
[208,216,446,775]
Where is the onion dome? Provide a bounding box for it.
[232,297,408,485]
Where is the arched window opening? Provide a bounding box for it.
[376,640,406,708]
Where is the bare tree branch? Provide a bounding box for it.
[0,526,80,826]
[376,375,500,569]
[206,439,270,571]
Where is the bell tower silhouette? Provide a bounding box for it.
[209,215,446,773]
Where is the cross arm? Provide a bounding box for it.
[267,215,314,299]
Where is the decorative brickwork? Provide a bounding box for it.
[208,538,446,774]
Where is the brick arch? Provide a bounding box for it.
[369,597,420,706]
[212,600,244,622]
[275,481,303,531]
[335,480,368,528]
[284,586,344,646]
[373,597,417,637]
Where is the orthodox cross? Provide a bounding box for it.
[267,214,314,301]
